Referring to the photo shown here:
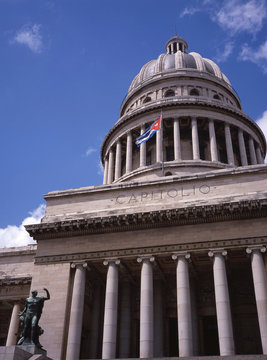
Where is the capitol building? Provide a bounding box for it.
[0,35,267,360]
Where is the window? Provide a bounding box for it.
[143,96,151,104]
[164,90,175,97]
[190,88,200,96]
[146,151,152,166]
[166,146,174,161]
[213,94,220,100]
[165,171,173,176]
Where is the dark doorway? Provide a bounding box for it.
[168,317,178,356]
[202,315,219,355]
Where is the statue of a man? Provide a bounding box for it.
[17,288,50,348]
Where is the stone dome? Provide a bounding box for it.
[128,35,231,93]
[101,35,266,185]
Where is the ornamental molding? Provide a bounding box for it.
[34,236,267,265]
[0,277,32,286]
[26,198,267,240]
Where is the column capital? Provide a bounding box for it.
[208,249,227,258]
[246,245,266,255]
[71,261,88,269]
[137,255,155,263]
[103,258,120,266]
[172,252,191,261]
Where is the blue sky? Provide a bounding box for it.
[0,0,267,247]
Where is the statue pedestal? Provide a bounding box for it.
[0,345,53,360]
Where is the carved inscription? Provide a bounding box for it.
[115,183,211,204]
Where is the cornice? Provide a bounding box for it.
[26,198,267,240]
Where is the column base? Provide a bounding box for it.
[0,345,53,360]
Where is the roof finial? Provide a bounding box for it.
[175,25,177,36]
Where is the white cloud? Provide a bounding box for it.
[256,110,267,162]
[85,147,97,157]
[216,0,267,35]
[180,6,200,18]
[239,40,267,73]
[215,41,234,63]
[14,24,43,53]
[97,160,104,176]
[0,204,45,248]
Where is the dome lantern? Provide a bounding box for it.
[165,35,188,54]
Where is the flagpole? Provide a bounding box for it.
[161,110,164,176]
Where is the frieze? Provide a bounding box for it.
[26,198,267,240]
[34,236,267,265]
[114,184,210,205]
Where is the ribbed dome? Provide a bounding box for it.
[129,36,231,93]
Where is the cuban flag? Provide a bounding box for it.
[135,115,162,147]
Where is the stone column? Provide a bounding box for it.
[172,253,193,357]
[115,140,122,180]
[107,149,114,184]
[102,259,120,359]
[238,128,248,166]
[191,117,200,160]
[209,119,218,162]
[66,262,87,360]
[224,123,235,165]
[140,125,146,167]
[119,281,131,358]
[88,284,102,359]
[156,128,162,163]
[137,256,154,358]
[154,280,164,357]
[249,137,257,165]
[208,250,235,356]
[246,246,267,354]
[256,145,264,164]
[126,132,132,174]
[103,158,109,185]
[6,303,21,346]
[173,118,181,161]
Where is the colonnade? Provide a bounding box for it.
[61,246,267,359]
[103,117,264,184]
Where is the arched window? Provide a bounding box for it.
[165,171,172,176]
[143,96,151,104]
[213,94,221,100]
[190,88,199,96]
[164,89,175,97]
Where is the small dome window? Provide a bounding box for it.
[190,89,199,96]
[164,89,175,97]
[143,96,151,104]
[213,94,221,101]
[165,171,173,176]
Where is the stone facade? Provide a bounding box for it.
[1,35,267,360]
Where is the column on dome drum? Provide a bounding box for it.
[107,149,114,184]
[115,140,122,180]
[103,158,108,184]
[191,117,200,160]
[140,125,146,167]
[126,131,132,174]
[238,129,248,166]
[224,123,235,166]
[249,137,257,165]
[209,119,218,162]
[173,118,181,161]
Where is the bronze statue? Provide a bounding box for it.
[17,288,50,348]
